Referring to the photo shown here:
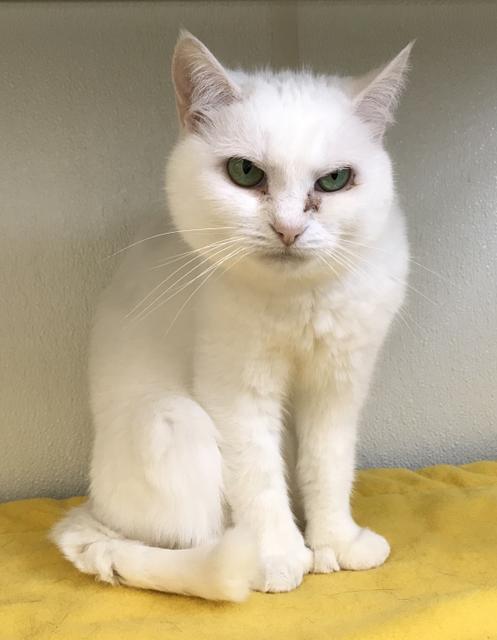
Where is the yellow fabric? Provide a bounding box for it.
[2,462,497,639]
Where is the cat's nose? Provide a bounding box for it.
[270,221,306,246]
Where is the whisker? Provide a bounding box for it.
[336,244,438,307]
[105,226,239,260]
[316,253,342,280]
[128,241,235,318]
[339,238,450,284]
[162,247,253,339]
[130,244,245,324]
[323,249,423,336]
[316,251,421,336]
[150,236,245,271]
[127,239,244,319]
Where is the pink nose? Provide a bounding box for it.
[270,222,306,246]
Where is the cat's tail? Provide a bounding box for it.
[50,504,257,602]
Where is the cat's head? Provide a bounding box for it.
[166,31,412,285]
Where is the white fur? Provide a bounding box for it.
[52,32,411,601]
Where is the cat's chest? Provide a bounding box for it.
[281,288,377,354]
[203,274,394,359]
[220,279,380,364]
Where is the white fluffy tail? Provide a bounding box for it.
[51,505,257,602]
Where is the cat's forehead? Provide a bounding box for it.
[213,71,358,169]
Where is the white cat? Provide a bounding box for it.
[52,31,412,602]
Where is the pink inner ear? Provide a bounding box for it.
[171,33,241,131]
[352,42,413,140]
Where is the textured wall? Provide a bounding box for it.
[1,2,496,501]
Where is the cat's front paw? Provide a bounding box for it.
[253,544,313,593]
[313,528,390,573]
[312,546,340,573]
[336,528,390,570]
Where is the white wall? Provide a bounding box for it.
[1,1,496,501]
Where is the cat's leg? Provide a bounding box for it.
[294,349,390,574]
[90,394,225,549]
[54,393,258,600]
[194,347,312,593]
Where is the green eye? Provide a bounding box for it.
[227,157,265,188]
[316,168,352,192]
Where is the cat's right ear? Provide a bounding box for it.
[171,31,241,132]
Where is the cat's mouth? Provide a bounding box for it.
[258,248,309,264]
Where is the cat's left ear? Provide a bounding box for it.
[351,42,414,140]
[171,30,241,132]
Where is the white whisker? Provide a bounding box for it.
[162,247,253,339]
[127,239,244,320]
[130,244,245,324]
[105,226,239,260]
[316,253,341,281]
[335,244,438,307]
[323,248,423,336]
[150,236,245,271]
[340,238,450,284]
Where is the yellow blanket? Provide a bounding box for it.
[2,461,497,639]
